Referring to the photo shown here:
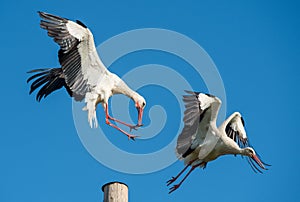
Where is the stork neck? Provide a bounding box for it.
[223,143,243,156]
[240,148,252,157]
[115,80,138,100]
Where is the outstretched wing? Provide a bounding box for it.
[27,68,72,101]
[176,90,221,159]
[221,113,269,173]
[224,113,249,148]
[38,11,108,101]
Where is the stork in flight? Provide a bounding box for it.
[27,12,146,140]
[167,91,269,193]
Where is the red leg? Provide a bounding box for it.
[107,115,140,131]
[105,120,139,140]
[166,165,189,186]
[104,104,139,140]
[168,162,203,194]
[167,159,197,186]
[105,104,141,131]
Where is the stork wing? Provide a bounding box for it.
[221,113,270,173]
[176,90,221,158]
[38,11,108,101]
[222,113,249,148]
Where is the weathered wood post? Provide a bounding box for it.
[102,181,128,202]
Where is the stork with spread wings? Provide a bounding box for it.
[27,12,146,140]
[167,91,269,193]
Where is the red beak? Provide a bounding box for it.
[137,107,144,126]
[251,154,266,170]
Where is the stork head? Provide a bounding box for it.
[243,147,266,170]
[133,95,146,126]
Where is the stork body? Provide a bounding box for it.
[167,91,269,193]
[27,12,146,139]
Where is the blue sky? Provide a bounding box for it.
[1,1,299,201]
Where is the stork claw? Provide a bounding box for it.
[166,177,176,186]
[169,184,180,194]
[127,134,140,141]
[129,124,144,132]
[105,119,140,141]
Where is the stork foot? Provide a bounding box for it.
[129,124,144,132]
[127,134,140,141]
[166,176,176,186]
[169,184,180,194]
[106,119,140,141]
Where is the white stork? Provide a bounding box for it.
[167,91,269,193]
[27,12,146,140]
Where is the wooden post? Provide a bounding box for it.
[102,181,128,202]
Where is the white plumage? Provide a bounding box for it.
[27,12,146,140]
[167,91,269,193]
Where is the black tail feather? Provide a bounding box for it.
[27,68,72,101]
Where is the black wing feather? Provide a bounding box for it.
[176,91,213,158]
[27,68,72,101]
[224,116,270,173]
[225,120,248,148]
[37,11,89,101]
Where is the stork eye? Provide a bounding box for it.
[142,102,146,107]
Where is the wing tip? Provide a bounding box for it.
[37,11,68,22]
[184,90,199,95]
[184,90,216,98]
[37,11,46,18]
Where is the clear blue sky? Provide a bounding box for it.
[1,1,299,201]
